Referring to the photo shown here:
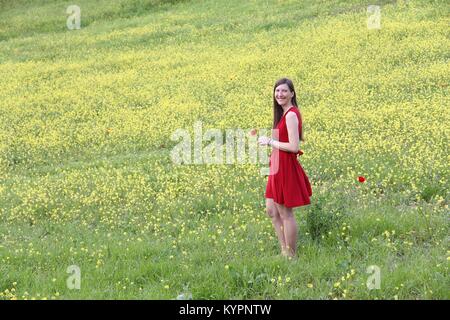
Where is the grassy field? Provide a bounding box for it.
[0,0,449,299]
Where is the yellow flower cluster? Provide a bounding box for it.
[329,269,356,299]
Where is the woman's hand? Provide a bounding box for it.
[258,136,272,146]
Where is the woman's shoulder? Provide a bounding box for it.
[285,110,299,125]
[288,106,301,117]
[289,106,302,124]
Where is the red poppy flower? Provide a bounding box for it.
[358,176,366,183]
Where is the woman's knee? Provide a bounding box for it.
[265,200,278,218]
[276,205,294,221]
[266,206,276,218]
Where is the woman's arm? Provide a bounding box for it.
[270,113,299,153]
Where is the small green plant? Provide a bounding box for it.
[306,193,346,242]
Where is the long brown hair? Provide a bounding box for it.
[272,77,305,142]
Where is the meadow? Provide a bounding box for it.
[0,0,448,299]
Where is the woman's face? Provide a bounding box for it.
[274,84,294,106]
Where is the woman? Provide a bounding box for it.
[258,78,313,258]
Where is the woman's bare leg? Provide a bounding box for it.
[274,203,298,257]
[266,198,287,254]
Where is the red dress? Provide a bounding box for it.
[265,106,312,208]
